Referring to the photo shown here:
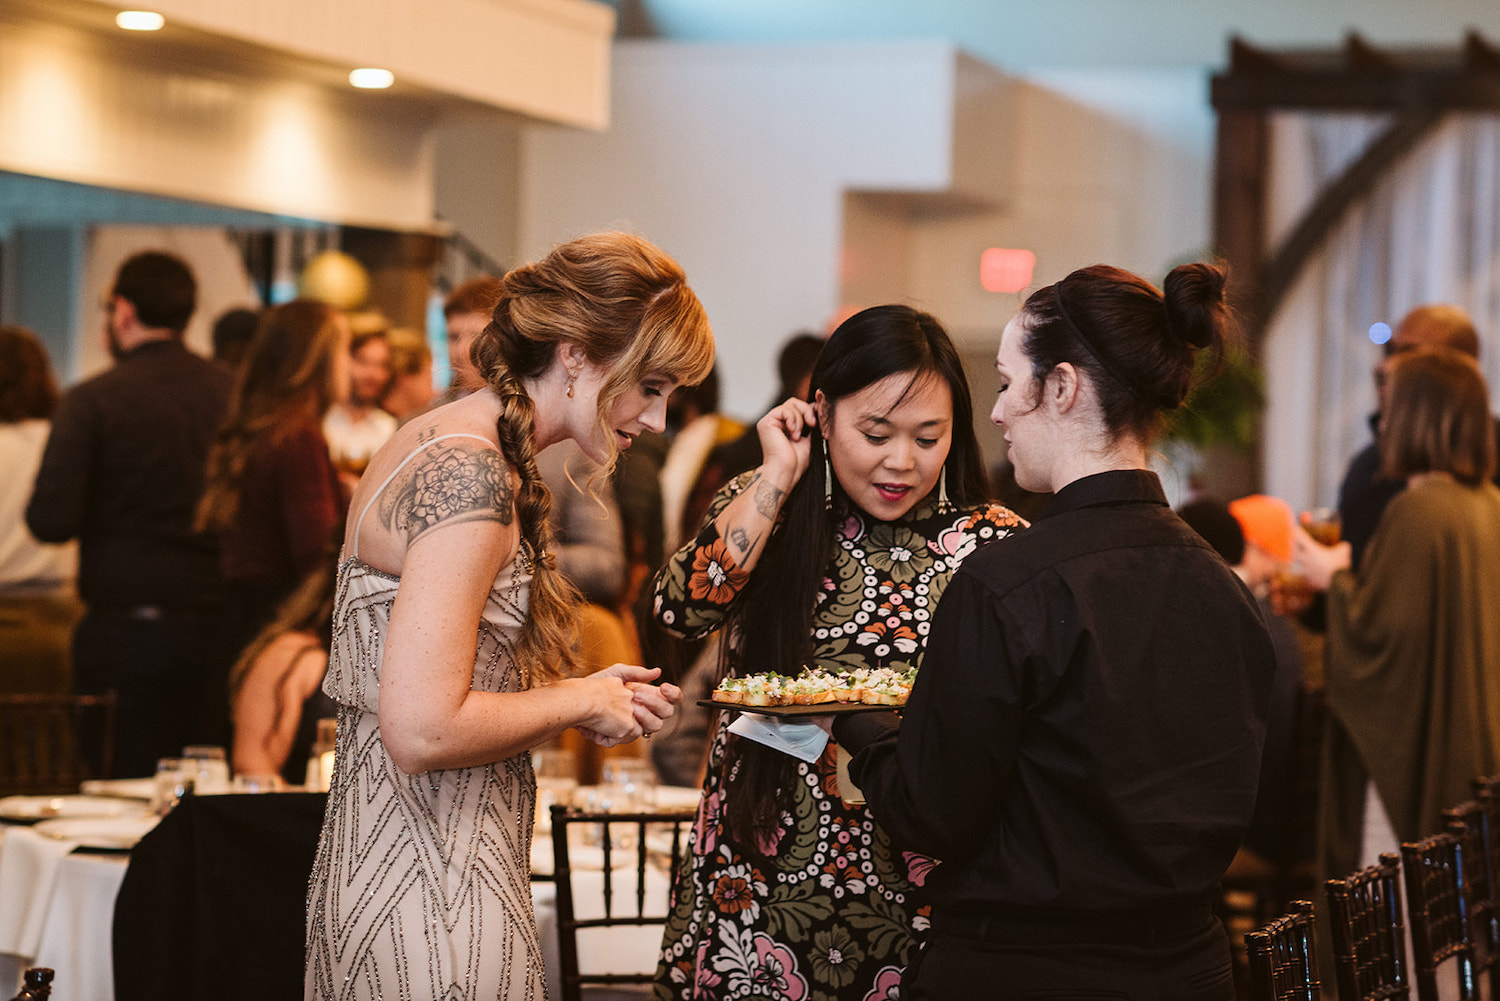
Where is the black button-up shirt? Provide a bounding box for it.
[26,339,232,612]
[836,469,1275,918]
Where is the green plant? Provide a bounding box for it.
[1165,346,1264,454]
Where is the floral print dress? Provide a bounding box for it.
[651,472,1021,1001]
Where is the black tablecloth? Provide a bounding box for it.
[112,792,327,1001]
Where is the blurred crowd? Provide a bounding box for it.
[4,247,1499,924]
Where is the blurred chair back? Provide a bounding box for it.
[548,804,695,1001]
[1245,899,1322,1001]
[1443,793,1500,995]
[1401,829,1479,1001]
[8,968,53,1001]
[1326,852,1410,1001]
[0,694,115,796]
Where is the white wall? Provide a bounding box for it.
[522,40,1011,419]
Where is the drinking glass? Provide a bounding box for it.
[1303,507,1342,546]
[532,747,579,833]
[182,745,231,794]
[602,758,658,811]
[231,774,286,793]
[153,757,195,816]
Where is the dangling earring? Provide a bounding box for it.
[566,379,574,399]
[823,441,834,513]
[938,466,953,513]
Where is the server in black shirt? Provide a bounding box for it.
[27,251,233,777]
[836,262,1276,999]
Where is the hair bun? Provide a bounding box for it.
[1162,262,1228,350]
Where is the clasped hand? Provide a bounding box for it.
[576,663,682,748]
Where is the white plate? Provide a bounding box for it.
[0,794,151,823]
[79,777,157,801]
[33,814,160,851]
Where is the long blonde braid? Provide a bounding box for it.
[489,364,580,683]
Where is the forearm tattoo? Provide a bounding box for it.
[752,478,784,520]
[728,525,760,559]
[378,444,515,542]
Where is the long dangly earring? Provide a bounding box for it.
[566,379,575,399]
[938,466,953,513]
[823,440,834,513]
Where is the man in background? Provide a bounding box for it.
[436,275,502,405]
[26,250,233,778]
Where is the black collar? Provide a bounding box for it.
[1034,469,1167,523]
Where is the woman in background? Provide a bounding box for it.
[837,264,1275,999]
[0,326,78,694]
[229,564,337,785]
[1297,346,1500,877]
[197,299,350,742]
[652,305,1022,1001]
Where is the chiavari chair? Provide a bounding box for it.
[1245,899,1322,1000]
[1401,828,1479,1001]
[548,803,696,1001]
[1325,851,1410,1001]
[1443,793,1500,996]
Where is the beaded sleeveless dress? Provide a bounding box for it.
[305,433,547,1000]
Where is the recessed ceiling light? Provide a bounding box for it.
[349,68,395,90]
[115,11,165,31]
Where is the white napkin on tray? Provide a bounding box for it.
[727,714,830,763]
[0,825,83,959]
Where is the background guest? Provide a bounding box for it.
[1337,303,1498,567]
[437,274,503,404]
[837,263,1274,999]
[1298,346,1500,877]
[1179,495,1307,879]
[323,324,397,490]
[196,299,350,746]
[0,326,79,695]
[27,251,232,778]
[210,306,261,377]
[380,326,435,422]
[657,366,743,556]
[229,564,337,785]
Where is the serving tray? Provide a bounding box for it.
[697,699,901,717]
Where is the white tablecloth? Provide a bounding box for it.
[2,822,680,999]
[0,824,128,999]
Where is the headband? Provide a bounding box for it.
[1052,285,1178,408]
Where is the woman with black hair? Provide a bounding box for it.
[651,305,1022,1001]
[837,264,1276,999]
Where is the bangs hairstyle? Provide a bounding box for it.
[1380,347,1496,485]
[474,231,714,472]
[467,231,713,683]
[0,325,59,423]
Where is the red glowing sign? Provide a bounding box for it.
[980,248,1036,294]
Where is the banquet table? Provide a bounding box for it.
[0,787,694,999]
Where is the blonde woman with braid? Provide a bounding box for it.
[305,232,715,1000]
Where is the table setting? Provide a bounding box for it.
[0,745,702,1000]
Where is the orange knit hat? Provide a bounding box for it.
[1228,495,1294,563]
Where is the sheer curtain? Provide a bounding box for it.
[1261,113,1500,510]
